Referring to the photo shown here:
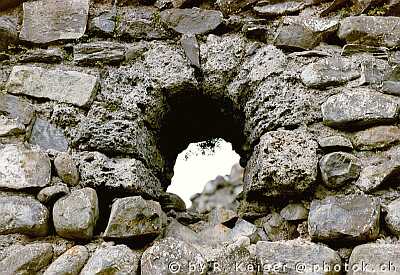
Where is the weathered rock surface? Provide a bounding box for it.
[160,8,223,35]
[259,213,298,241]
[29,118,69,152]
[180,34,200,68]
[80,245,141,275]
[0,16,18,50]
[0,194,49,236]
[43,245,88,275]
[352,126,400,151]
[244,130,318,197]
[0,94,34,125]
[216,0,257,14]
[318,135,353,152]
[255,2,305,17]
[256,240,341,275]
[338,16,400,48]
[280,203,308,221]
[274,16,339,50]
[0,243,53,275]
[53,188,99,240]
[6,66,99,107]
[385,198,400,236]
[0,144,51,190]
[319,152,362,189]
[89,10,116,36]
[20,0,89,44]
[18,48,63,64]
[104,196,166,240]
[141,237,207,274]
[321,89,399,129]
[301,57,360,88]
[160,192,186,212]
[74,42,126,65]
[37,184,70,204]
[78,151,163,199]
[308,194,380,242]
[54,153,79,186]
[355,161,400,192]
[348,243,400,275]
[0,117,25,137]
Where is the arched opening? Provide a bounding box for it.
[167,138,241,207]
[157,91,248,212]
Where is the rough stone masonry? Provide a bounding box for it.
[1,0,400,274]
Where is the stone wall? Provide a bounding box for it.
[1,0,400,273]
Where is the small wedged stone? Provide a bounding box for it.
[300,57,360,88]
[160,8,223,35]
[37,184,70,204]
[141,237,207,275]
[321,89,399,129]
[244,129,318,198]
[18,48,63,64]
[319,152,362,189]
[160,192,186,212]
[89,10,116,36]
[308,194,380,242]
[180,34,200,68]
[382,81,400,96]
[256,239,341,275]
[318,135,353,152]
[80,245,141,275]
[0,243,53,275]
[0,144,51,190]
[117,7,169,40]
[274,16,339,50]
[341,44,388,57]
[43,245,88,275]
[53,188,99,240]
[348,243,400,275]
[280,203,308,221]
[0,94,34,125]
[259,213,298,241]
[254,2,305,17]
[0,16,18,50]
[54,153,79,186]
[216,0,258,15]
[0,194,49,237]
[358,58,392,85]
[29,118,69,152]
[74,42,125,65]
[338,16,400,48]
[104,196,166,240]
[352,126,400,151]
[385,198,400,236]
[355,161,400,192]
[6,66,99,108]
[20,0,89,44]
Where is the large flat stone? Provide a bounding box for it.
[244,129,318,197]
[352,126,400,151]
[256,240,341,275]
[20,0,89,44]
[0,144,51,190]
[53,188,99,240]
[6,66,98,107]
[160,8,223,35]
[80,245,141,275]
[0,243,53,274]
[338,16,400,48]
[321,89,399,129]
[104,196,166,240]
[348,243,400,275]
[308,194,380,242]
[0,194,49,236]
